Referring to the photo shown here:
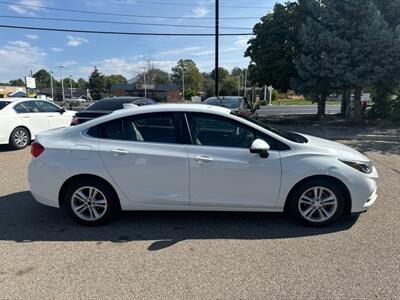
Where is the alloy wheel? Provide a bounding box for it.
[71,186,108,221]
[298,186,338,223]
[14,129,28,148]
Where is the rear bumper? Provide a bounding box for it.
[28,158,64,208]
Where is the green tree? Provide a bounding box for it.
[33,69,51,89]
[88,67,107,100]
[171,60,203,95]
[77,78,88,90]
[295,0,398,120]
[135,68,171,85]
[245,1,307,91]
[370,0,400,117]
[9,79,25,86]
[220,76,238,96]
[105,74,127,91]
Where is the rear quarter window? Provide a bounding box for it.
[0,101,11,110]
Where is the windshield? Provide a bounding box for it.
[0,101,11,110]
[232,112,308,143]
[205,97,242,109]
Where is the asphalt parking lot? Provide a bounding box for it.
[0,126,399,299]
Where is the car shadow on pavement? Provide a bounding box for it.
[0,191,359,251]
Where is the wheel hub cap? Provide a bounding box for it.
[298,186,338,223]
[71,186,107,221]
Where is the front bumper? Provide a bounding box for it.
[350,167,378,213]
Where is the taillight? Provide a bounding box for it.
[70,116,80,126]
[31,142,44,158]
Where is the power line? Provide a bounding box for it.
[0,15,253,30]
[0,24,252,36]
[75,0,274,9]
[0,1,261,19]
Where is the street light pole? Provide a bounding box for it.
[243,69,247,99]
[69,75,73,99]
[49,71,54,101]
[141,66,147,98]
[214,0,219,97]
[57,65,66,101]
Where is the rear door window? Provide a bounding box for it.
[123,112,178,144]
[35,101,60,113]
[14,101,40,113]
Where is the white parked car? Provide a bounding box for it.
[28,104,378,226]
[0,98,75,149]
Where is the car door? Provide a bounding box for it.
[35,101,68,128]
[13,101,49,136]
[185,112,282,209]
[97,112,190,206]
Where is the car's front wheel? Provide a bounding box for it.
[9,127,30,150]
[289,179,346,227]
[64,179,118,226]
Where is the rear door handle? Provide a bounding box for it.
[111,149,129,156]
[194,155,214,163]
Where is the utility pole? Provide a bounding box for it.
[57,64,66,101]
[49,71,54,101]
[69,75,73,99]
[141,66,147,98]
[180,67,185,101]
[214,0,219,97]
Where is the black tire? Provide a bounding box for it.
[9,127,30,150]
[288,178,346,227]
[64,178,118,226]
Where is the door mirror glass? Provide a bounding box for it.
[250,139,270,158]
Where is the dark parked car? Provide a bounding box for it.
[204,96,260,118]
[71,97,157,125]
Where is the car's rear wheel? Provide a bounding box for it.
[64,179,118,226]
[9,127,30,150]
[289,179,345,227]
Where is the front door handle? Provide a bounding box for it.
[111,149,129,156]
[194,155,214,163]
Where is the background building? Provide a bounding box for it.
[111,83,180,102]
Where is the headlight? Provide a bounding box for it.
[339,159,373,174]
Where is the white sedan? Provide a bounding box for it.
[0,98,75,149]
[28,104,378,226]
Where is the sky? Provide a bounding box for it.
[0,0,279,82]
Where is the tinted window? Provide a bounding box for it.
[232,112,306,144]
[36,101,60,112]
[94,112,179,144]
[14,101,40,113]
[99,119,123,140]
[124,113,177,143]
[187,113,257,148]
[87,98,147,111]
[205,97,243,109]
[0,101,11,110]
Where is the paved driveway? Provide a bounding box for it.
[0,131,399,299]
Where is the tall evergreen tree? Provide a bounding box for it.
[295,0,398,120]
[245,1,307,92]
[88,67,107,100]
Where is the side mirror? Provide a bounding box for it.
[250,139,270,158]
[59,108,66,114]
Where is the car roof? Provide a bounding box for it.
[0,97,38,103]
[80,103,230,126]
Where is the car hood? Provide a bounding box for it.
[301,134,370,162]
